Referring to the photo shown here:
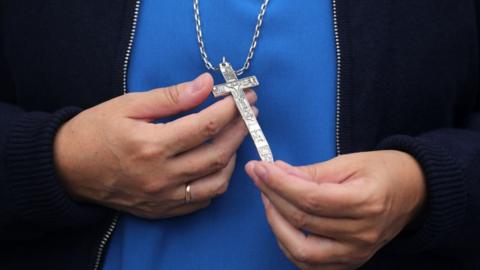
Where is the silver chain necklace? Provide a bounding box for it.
[193,0,270,76]
[192,0,274,162]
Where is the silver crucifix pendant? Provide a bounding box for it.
[212,58,274,162]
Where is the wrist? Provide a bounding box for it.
[403,151,426,213]
[53,118,83,201]
[377,135,467,252]
[392,150,427,222]
[3,107,107,227]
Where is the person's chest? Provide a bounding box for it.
[104,1,337,270]
[127,0,338,162]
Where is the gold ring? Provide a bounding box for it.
[185,183,192,204]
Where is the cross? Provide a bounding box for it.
[212,59,274,162]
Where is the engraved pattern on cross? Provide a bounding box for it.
[212,59,274,162]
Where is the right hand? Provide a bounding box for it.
[53,73,256,219]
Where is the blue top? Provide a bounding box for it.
[104,1,336,269]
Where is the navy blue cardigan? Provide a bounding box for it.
[1,1,479,269]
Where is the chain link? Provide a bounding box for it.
[193,0,270,76]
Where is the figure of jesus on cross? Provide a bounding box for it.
[212,58,274,162]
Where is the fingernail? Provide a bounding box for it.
[189,73,211,94]
[254,163,268,181]
[252,106,259,116]
[245,161,255,171]
[247,90,258,105]
[245,161,257,179]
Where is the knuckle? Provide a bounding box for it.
[129,132,167,160]
[165,84,182,105]
[214,179,230,197]
[360,192,386,216]
[211,153,231,171]
[141,181,165,195]
[202,120,221,138]
[139,141,168,160]
[349,181,386,217]
[208,178,230,198]
[302,192,321,213]
[366,201,385,216]
[356,230,381,246]
[136,144,160,160]
[349,249,372,265]
[291,210,308,228]
[291,247,313,264]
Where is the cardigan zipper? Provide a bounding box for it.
[92,1,142,270]
[92,0,341,268]
[122,0,142,95]
[332,0,343,155]
[92,214,120,270]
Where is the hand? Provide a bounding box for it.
[54,73,257,219]
[245,151,426,270]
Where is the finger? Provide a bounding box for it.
[262,195,351,265]
[274,160,312,180]
[170,108,257,182]
[125,73,214,120]
[119,199,210,219]
[277,241,311,270]
[276,159,354,185]
[161,200,212,218]
[162,90,257,155]
[261,185,359,238]
[297,156,359,184]
[278,242,349,270]
[247,161,361,218]
[169,155,236,203]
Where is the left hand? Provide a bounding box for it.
[245,150,426,270]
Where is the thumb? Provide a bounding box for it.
[296,156,357,184]
[273,160,312,180]
[125,73,213,120]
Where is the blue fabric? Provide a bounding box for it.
[104,1,336,269]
